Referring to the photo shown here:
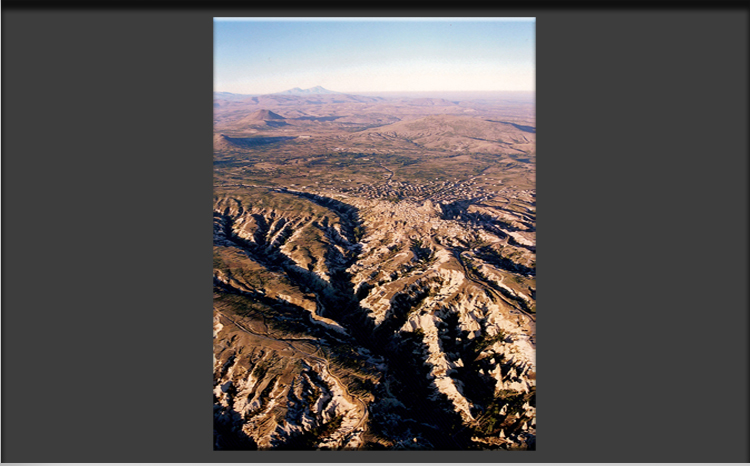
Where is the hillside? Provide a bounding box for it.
[233,109,289,128]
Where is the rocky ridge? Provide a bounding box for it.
[214,185,536,450]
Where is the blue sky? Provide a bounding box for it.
[214,18,535,94]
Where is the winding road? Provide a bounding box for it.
[378,162,394,184]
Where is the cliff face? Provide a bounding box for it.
[213,185,536,450]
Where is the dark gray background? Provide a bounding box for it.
[2,6,748,463]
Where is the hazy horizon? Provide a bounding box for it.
[214,87,536,98]
[214,18,535,95]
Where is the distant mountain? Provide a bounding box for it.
[244,109,285,120]
[235,109,288,128]
[274,86,340,95]
[230,92,383,107]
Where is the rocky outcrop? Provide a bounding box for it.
[214,186,536,450]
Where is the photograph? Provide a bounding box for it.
[212,17,536,450]
[2,5,746,463]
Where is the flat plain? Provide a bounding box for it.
[213,88,536,450]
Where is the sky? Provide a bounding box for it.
[214,18,535,95]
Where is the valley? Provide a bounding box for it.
[213,87,536,450]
